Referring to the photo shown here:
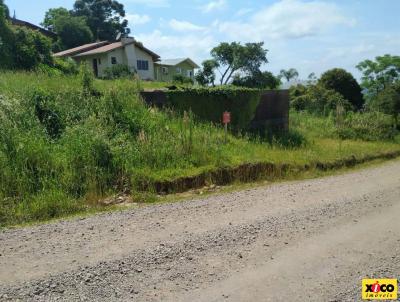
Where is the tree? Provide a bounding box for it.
[54,15,93,49]
[232,71,281,89]
[211,42,268,85]
[195,59,218,86]
[279,68,299,82]
[0,5,13,68]
[41,7,70,32]
[357,54,400,99]
[13,27,53,69]
[372,81,400,127]
[0,0,9,18]
[290,84,353,114]
[72,0,130,41]
[318,68,364,110]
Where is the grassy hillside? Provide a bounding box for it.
[0,71,399,227]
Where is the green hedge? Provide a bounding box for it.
[165,86,262,130]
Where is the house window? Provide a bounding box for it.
[176,67,182,74]
[187,70,193,77]
[111,57,117,65]
[137,60,149,71]
[98,58,101,65]
[162,67,169,74]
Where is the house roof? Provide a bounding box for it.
[11,18,57,39]
[156,58,199,68]
[73,40,160,61]
[53,41,109,58]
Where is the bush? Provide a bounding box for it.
[53,57,79,75]
[165,86,261,130]
[172,74,194,85]
[103,64,133,79]
[13,26,53,69]
[232,71,281,89]
[337,111,398,141]
[370,81,400,127]
[290,84,353,115]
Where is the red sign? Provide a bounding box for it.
[223,111,231,124]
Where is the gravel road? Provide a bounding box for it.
[1,160,400,301]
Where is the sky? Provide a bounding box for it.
[6,0,400,79]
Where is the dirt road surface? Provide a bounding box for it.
[1,161,400,301]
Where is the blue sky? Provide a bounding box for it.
[6,0,400,79]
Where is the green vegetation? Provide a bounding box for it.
[319,68,364,110]
[0,71,399,228]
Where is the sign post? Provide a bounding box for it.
[222,111,231,144]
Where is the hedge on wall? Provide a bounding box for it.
[165,86,262,130]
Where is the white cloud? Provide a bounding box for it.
[235,8,253,17]
[126,14,151,25]
[200,0,227,13]
[218,0,356,40]
[169,19,205,32]
[136,30,215,64]
[125,0,169,8]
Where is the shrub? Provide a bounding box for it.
[319,68,364,110]
[53,57,79,75]
[370,81,400,127]
[290,84,353,115]
[232,71,281,89]
[13,26,53,69]
[172,74,194,85]
[103,64,133,79]
[337,111,397,141]
[165,86,261,130]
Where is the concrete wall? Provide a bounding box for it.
[249,90,290,132]
[140,89,289,131]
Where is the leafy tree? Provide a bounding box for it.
[41,7,70,32]
[372,81,400,127]
[357,54,400,99]
[290,84,353,115]
[0,6,14,68]
[211,42,268,85]
[318,68,364,110]
[195,59,218,86]
[72,0,130,41]
[54,15,93,49]
[0,0,9,18]
[279,68,299,82]
[232,70,281,89]
[13,27,53,69]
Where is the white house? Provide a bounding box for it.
[54,37,160,80]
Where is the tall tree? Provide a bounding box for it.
[372,81,400,127]
[195,59,218,86]
[72,0,130,41]
[319,68,364,110]
[41,7,70,32]
[357,54,400,99]
[0,0,9,18]
[211,42,268,85]
[279,68,299,82]
[54,15,93,50]
[0,5,14,68]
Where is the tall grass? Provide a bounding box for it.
[0,71,399,227]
